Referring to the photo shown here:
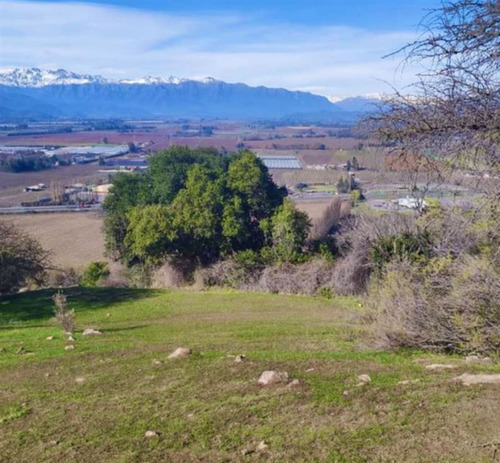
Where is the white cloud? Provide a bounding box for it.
[0,0,420,97]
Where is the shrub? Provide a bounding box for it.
[318,286,334,299]
[53,291,75,334]
[44,267,82,288]
[372,256,500,353]
[0,222,50,295]
[257,260,331,295]
[332,213,422,294]
[370,232,432,271]
[82,261,110,287]
[150,260,196,288]
[201,250,264,289]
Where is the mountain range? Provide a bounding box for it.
[0,68,380,122]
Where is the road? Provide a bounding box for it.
[0,204,102,214]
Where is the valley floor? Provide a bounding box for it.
[1,288,499,462]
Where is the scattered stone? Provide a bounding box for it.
[342,390,350,397]
[82,328,102,336]
[68,336,75,342]
[287,379,301,388]
[234,354,246,363]
[258,370,289,386]
[48,440,60,446]
[305,368,315,373]
[65,345,75,351]
[145,430,159,438]
[425,364,458,370]
[168,347,191,359]
[153,360,163,366]
[465,355,493,365]
[44,373,50,378]
[455,373,500,386]
[106,313,111,317]
[75,376,85,384]
[357,374,371,383]
[46,336,54,341]
[256,441,269,452]
[397,379,421,386]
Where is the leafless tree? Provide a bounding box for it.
[369,0,500,201]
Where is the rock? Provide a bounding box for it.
[241,448,255,456]
[68,336,75,342]
[342,390,350,397]
[82,328,102,336]
[234,354,246,363]
[168,347,191,359]
[357,374,371,383]
[258,370,289,386]
[75,376,85,384]
[465,355,493,365]
[106,313,111,317]
[305,368,315,373]
[44,373,50,378]
[397,379,421,386]
[46,336,54,341]
[153,360,163,366]
[256,441,269,452]
[425,364,458,370]
[287,379,301,388]
[65,345,75,351]
[455,373,500,386]
[145,430,159,438]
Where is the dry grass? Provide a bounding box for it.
[295,200,333,221]
[0,213,106,268]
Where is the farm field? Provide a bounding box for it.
[295,199,332,220]
[0,165,107,207]
[0,213,106,268]
[1,288,500,462]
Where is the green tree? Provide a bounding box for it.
[268,199,311,263]
[105,147,287,265]
[82,261,110,287]
[125,205,177,264]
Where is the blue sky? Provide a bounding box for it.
[0,0,442,97]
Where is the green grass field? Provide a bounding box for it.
[1,288,500,462]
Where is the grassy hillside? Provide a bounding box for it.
[1,288,499,462]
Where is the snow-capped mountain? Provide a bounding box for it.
[0,68,109,87]
[0,68,220,87]
[0,68,379,121]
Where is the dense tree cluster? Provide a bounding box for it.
[0,155,66,173]
[103,147,310,265]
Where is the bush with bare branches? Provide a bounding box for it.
[373,256,500,353]
[53,292,76,334]
[0,222,50,295]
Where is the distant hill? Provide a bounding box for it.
[0,68,379,122]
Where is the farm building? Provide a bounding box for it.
[257,155,302,169]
